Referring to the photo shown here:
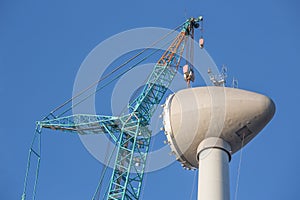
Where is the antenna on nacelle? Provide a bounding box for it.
[232,77,238,88]
[208,65,227,86]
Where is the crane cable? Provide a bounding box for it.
[86,37,175,200]
[234,133,245,200]
[46,23,185,119]
[138,108,163,199]
[189,170,197,200]
[92,135,120,200]
[115,37,177,117]
[56,37,174,118]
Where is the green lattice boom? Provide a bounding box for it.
[21,16,203,200]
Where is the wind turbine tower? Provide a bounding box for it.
[163,86,275,200]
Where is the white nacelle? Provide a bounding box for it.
[162,86,275,169]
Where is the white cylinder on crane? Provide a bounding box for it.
[197,137,231,200]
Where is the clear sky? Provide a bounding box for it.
[1,0,299,199]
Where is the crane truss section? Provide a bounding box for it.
[39,114,122,142]
[21,17,203,200]
[129,32,186,125]
[107,114,151,200]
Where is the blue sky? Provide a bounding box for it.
[1,0,299,199]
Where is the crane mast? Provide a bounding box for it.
[21,16,203,200]
[108,17,202,199]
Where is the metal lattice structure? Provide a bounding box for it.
[22,16,203,200]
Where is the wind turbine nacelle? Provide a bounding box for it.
[162,86,275,169]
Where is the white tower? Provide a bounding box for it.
[163,86,275,200]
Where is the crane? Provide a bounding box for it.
[21,16,204,200]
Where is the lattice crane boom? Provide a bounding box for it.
[107,16,202,200]
[21,16,203,200]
